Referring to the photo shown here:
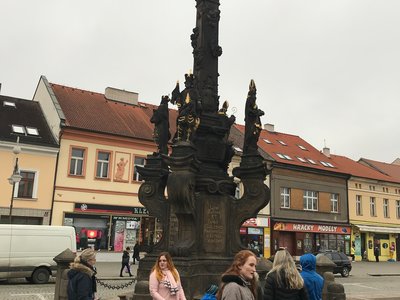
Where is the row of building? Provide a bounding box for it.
[1,76,400,261]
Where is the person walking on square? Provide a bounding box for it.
[120,247,133,277]
[67,248,98,300]
[300,253,323,300]
[389,242,395,261]
[216,249,258,300]
[350,243,355,262]
[149,252,186,300]
[264,248,308,300]
[133,241,140,264]
[374,245,380,262]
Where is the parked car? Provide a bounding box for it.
[316,250,352,277]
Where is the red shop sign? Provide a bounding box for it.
[273,222,350,234]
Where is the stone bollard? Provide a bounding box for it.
[256,257,273,300]
[322,272,335,300]
[119,280,151,300]
[53,248,76,300]
[326,282,346,300]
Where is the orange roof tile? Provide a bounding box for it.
[233,124,344,174]
[51,83,177,141]
[359,158,400,181]
[330,155,400,183]
[232,124,400,183]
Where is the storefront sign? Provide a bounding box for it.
[248,227,263,235]
[273,222,350,234]
[242,217,270,227]
[240,227,247,234]
[74,203,148,215]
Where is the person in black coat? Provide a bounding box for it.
[264,248,308,300]
[133,241,140,264]
[120,246,133,277]
[67,248,98,300]
[374,245,380,262]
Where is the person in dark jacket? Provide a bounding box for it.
[264,248,308,300]
[133,241,140,264]
[374,245,380,262]
[67,248,98,300]
[120,246,133,277]
[300,254,323,300]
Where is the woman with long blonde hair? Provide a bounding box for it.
[217,250,258,300]
[149,252,186,300]
[263,248,308,300]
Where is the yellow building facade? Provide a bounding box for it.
[33,76,174,251]
[348,178,400,261]
[0,96,58,225]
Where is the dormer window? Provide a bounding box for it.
[307,158,317,165]
[298,145,307,150]
[297,157,307,162]
[276,153,292,160]
[263,139,272,144]
[12,125,25,134]
[278,140,287,146]
[26,127,39,136]
[276,153,285,159]
[320,161,334,168]
[3,101,16,108]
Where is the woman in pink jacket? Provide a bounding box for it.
[149,252,186,300]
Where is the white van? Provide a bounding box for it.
[0,224,76,283]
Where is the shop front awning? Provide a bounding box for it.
[354,224,400,234]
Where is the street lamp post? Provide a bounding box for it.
[7,138,22,224]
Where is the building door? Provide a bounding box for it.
[279,231,295,255]
[361,233,366,260]
[380,239,390,259]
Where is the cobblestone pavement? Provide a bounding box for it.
[1,258,400,300]
[0,278,135,300]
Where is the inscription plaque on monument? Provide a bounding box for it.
[203,199,225,252]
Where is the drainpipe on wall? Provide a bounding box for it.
[49,150,60,225]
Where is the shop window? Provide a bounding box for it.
[318,233,345,252]
[16,171,37,199]
[280,187,290,208]
[383,199,389,218]
[396,200,400,219]
[69,147,86,176]
[303,190,318,211]
[370,197,376,217]
[96,151,111,179]
[356,195,362,216]
[133,157,145,181]
[330,193,339,213]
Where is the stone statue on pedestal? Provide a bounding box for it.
[244,79,264,155]
[150,95,170,155]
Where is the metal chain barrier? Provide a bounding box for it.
[96,278,136,290]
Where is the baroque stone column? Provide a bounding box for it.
[134,1,270,299]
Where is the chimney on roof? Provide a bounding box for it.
[323,147,331,157]
[105,87,138,106]
[264,123,275,132]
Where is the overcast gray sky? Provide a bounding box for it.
[2,0,400,163]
